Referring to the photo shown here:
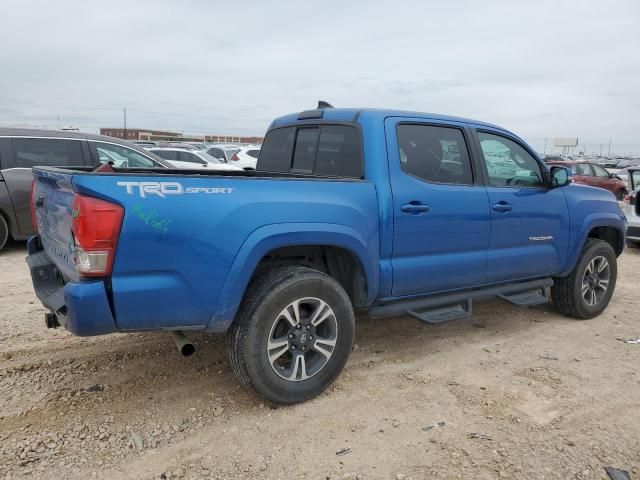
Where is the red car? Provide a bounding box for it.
[545,160,627,200]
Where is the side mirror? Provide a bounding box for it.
[550,166,570,187]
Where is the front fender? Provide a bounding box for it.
[205,222,379,332]
[560,212,626,276]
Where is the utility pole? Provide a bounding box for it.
[543,138,548,155]
[123,107,127,140]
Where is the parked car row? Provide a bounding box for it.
[148,147,242,171]
[0,128,246,251]
[132,140,262,169]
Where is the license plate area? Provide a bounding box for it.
[26,243,67,313]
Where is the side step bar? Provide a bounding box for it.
[369,278,553,324]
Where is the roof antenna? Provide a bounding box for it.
[317,100,334,109]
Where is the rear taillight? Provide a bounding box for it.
[30,179,38,233]
[70,194,123,276]
[231,153,239,161]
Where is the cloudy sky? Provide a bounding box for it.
[1,0,639,154]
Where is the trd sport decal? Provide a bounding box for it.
[116,181,234,198]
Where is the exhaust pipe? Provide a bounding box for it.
[169,331,195,357]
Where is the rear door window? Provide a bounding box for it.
[208,148,224,160]
[396,124,472,185]
[94,142,158,168]
[592,164,610,178]
[12,138,84,167]
[247,149,260,159]
[153,150,177,161]
[177,151,204,164]
[576,163,592,176]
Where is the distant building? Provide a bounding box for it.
[204,134,264,144]
[100,128,180,141]
[100,128,263,144]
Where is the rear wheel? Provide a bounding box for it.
[0,215,8,252]
[552,238,617,319]
[616,189,627,201]
[228,266,355,404]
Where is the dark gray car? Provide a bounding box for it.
[0,128,171,251]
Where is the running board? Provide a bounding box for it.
[408,300,472,324]
[498,287,550,306]
[369,278,554,322]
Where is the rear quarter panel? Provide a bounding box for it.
[72,174,379,332]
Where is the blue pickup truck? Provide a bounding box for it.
[27,105,626,404]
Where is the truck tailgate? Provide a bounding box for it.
[32,168,79,282]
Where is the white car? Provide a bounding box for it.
[622,168,640,245]
[148,148,243,171]
[231,146,261,169]
[205,145,240,163]
[205,144,260,169]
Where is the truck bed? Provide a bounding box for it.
[30,165,379,335]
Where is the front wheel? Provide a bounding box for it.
[552,238,617,319]
[228,266,355,404]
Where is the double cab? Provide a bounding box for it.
[27,106,626,404]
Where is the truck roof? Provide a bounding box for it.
[0,126,149,149]
[270,107,506,131]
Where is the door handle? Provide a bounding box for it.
[401,202,430,214]
[492,201,512,212]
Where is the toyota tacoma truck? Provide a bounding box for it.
[27,105,626,404]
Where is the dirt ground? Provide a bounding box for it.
[1,243,639,480]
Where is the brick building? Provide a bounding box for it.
[99,128,180,141]
[204,134,264,143]
[99,128,263,144]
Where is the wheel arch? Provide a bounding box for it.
[560,214,625,276]
[206,223,379,332]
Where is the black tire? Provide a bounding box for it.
[551,238,617,319]
[0,215,8,252]
[228,265,355,404]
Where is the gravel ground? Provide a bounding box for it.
[1,242,639,480]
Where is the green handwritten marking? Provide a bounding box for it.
[132,204,172,233]
[70,208,79,219]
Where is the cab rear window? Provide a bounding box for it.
[257,124,362,178]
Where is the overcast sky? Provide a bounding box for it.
[1,0,639,153]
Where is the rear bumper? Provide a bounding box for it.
[26,236,118,336]
[621,204,640,241]
[625,214,640,241]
